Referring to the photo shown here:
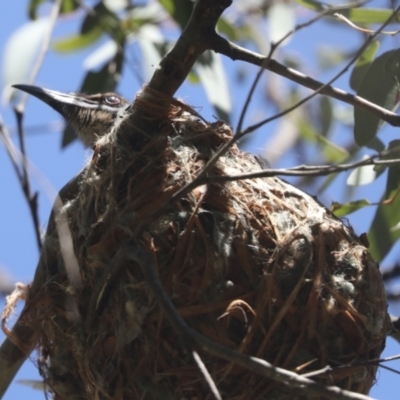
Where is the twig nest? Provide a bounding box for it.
[32,88,388,399]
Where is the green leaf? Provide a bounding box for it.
[366,137,385,152]
[318,96,332,137]
[187,70,200,84]
[294,0,324,11]
[384,140,400,197]
[368,190,400,261]
[331,199,371,217]
[217,18,238,41]
[159,0,193,30]
[335,8,397,25]
[81,53,123,95]
[295,2,397,25]
[29,0,78,19]
[299,118,347,163]
[159,0,174,14]
[350,40,380,92]
[28,0,46,19]
[53,28,103,52]
[60,0,78,14]
[354,49,400,146]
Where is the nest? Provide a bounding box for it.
[28,88,388,399]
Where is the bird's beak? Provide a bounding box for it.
[12,84,86,116]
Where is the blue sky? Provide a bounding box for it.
[1,1,400,399]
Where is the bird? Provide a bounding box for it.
[12,84,132,148]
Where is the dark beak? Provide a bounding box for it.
[12,84,85,117]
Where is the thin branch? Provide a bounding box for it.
[0,114,22,182]
[302,353,400,379]
[191,350,222,400]
[334,12,400,35]
[10,0,63,251]
[14,110,42,250]
[237,4,400,136]
[235,61,265,136]
[162,3,400,217]
[200,153,400,183]
[127,243,375,400]
[210,7,400,129]
[235,5,335,135]
[17,0,62,112]
[128,4,400,241]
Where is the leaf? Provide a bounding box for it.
[354,49,400,146]
[28,0,46,19]
[82,3,112,33]
[384,140,400,197]
[137,24,165,82]
[366,136,385,152]
[103,0,129,12]
[368,190,400,262]
[83,40,118,71]
[296,2,397,24]
[29,0,78,19]
[81,53,123,94]
[159,0,174,15]
[267,2,295,45]
[350,40,380,92]
[159,0,193,30]
[216,18,238,41]
[347,156,378,186]
[53,28,103,52]
[294,0,324,11]
[187,71,200,84]
[299,118,347,163]
[2,19,50,103]
[61,124,78,148]
[331,199,371,217]
[195,51,231,122]
[60,0,78,14]
[318,96,332,137]
[127,2,166,23]
[336,8,397,25]
[81,2,125,45]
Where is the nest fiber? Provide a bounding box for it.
[30,88,388,399]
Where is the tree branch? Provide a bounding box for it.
[201,152,400,184]
[147,0,232,96]
[210,5,400,130]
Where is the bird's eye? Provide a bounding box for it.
[105,95,121,105]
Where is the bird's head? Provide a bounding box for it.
[13,84,131,147]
